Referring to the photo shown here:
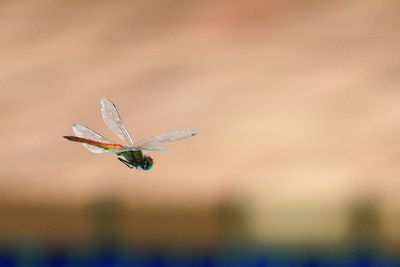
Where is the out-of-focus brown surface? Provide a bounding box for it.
[0,0,399,244]
[0,200,229,248]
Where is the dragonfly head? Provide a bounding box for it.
[142,155,154,170]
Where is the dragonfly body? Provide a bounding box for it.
[63,135,153,170]
[63,136,124,150]
[63,98,197,170]
[117,150,153,170]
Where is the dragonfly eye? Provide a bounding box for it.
[143,155,154,171]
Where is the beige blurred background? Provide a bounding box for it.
[0,0,399,248]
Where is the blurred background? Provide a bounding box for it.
[0,0,400,266]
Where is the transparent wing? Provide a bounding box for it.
[109,145,166,154]
[109,129,197,153]
[101,98,134,146]
[134,129,197,150]
[72,124,114,153]
[137,144,168,151]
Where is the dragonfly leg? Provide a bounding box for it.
[118,157,133,169]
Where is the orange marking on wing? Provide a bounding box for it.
[63,136,125,149]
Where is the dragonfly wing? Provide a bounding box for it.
[101,98,134,146]
[80,144,107,154]
[135,144,168,151]
[134,129,197,150]
[72,124,114,153]
[109,145,167,153]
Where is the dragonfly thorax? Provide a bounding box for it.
[117,150,154,170]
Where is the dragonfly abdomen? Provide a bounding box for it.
[63,136,124,149]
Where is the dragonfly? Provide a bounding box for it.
[63,98,197,170]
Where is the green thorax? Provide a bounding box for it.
[117,150,144,166]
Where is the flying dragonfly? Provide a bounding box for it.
[63,98,197,170]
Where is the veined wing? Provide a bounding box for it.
[101,98,134,147]
[72,124,118,153]
[107,129,197,153]
[134,129,198,151]
[109,145,167,154]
